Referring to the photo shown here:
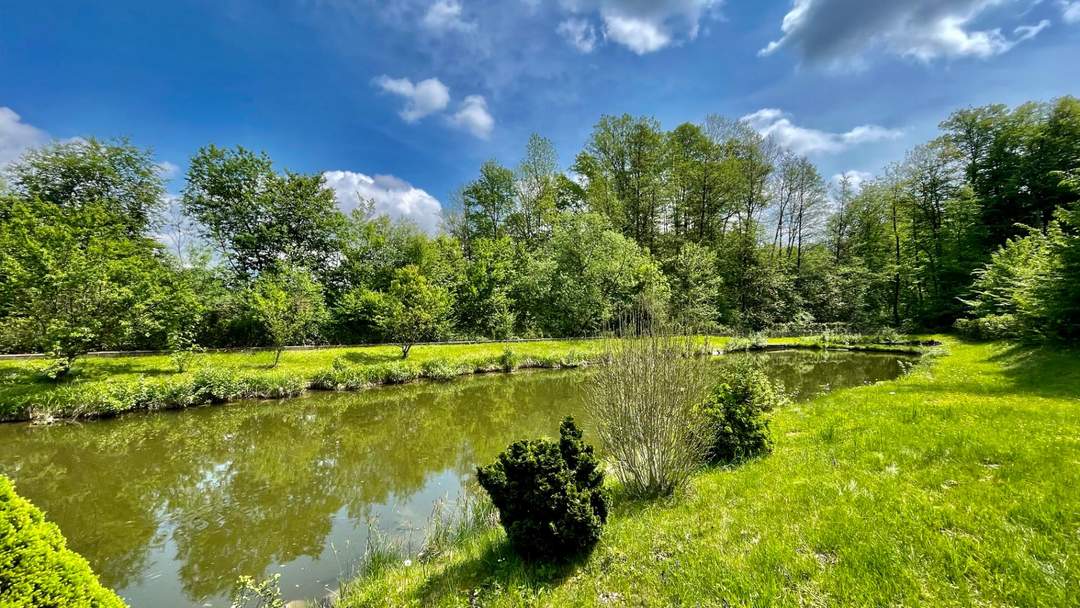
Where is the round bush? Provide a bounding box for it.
[701,359,783,464]
[0,476,126,607]
[476,417,607,561]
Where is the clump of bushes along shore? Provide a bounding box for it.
[0,476,126,607]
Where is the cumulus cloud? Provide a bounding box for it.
[421,0,476,33]
[0,106,48,167]
[760,0,1051,66]
[322,170,443,233]
[560,0,720,54]
[156,161,180,179]
[741,108,902,155]
[1059,1,1080,23]
[832,170,875,193]
[557,17,598,53]
[374,75,451,122]
[449,95,495,139]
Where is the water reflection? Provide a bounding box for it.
[0,351,912,607]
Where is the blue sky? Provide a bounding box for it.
[2,0,1079,230]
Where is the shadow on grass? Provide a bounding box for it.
[416,538,591,604]
[984,342,1080,400]
[342,351,400,366]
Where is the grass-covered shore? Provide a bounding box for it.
[0,340,608,422]
[337,338,1080,607]
[0,335,936,423]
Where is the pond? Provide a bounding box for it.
[0,350,915,607]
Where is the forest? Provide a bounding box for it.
[1,97,1078,372]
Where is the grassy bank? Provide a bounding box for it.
[338,338,1080,607]
[0,335,935,422]
[0,340,609,422]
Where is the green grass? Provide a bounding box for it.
[0,340,614,421]
[337,338,1080,607]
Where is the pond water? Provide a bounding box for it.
[0,350,914,607]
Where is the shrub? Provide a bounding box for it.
[700,358,783,464]
[420,358,465,381]
[498,347,519,372]
[954,315,1020,340]
[476,417,607,561]
[369,361,420,384]
[585,333,713,498]
[0,476,127,607]
[310,358,371,391]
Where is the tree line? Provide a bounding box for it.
[1,97,1078,373]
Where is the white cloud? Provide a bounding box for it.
[761,0,1050,66]
[421,0,476,33]
[0,107,48,167]
[741,108,902,155]
[603,15,672,54]
[374,75,451,123]
[156,161,180,179]
[322,170,443,233]
[449,95,495,139]
[560,0,720,54]
[557,18,598,53]
[832,170,874,193]
[1061,1,1080,23]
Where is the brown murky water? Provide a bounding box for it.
[0,350,914,607]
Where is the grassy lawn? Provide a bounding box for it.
[338,338,1080,607]
[0,340,613,419]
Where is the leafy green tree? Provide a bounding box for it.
[182,145,346,279]
[539,213,669,336]
[577,115,666,249]
[250,266,328,367]
[377,265,453,358]
[456,237,517,339]
[664,242,723,331]
[0,198,192,377]
[4,137,167,235]
[461,161,516,245]
[511,134,559,244]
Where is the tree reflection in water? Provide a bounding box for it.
[0,352,911,607]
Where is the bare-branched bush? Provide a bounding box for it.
[585,328,713,499]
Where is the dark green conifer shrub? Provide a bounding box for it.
[476,417,607,561]
[701,359,783,464]
[0,476,126,607]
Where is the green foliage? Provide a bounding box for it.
[377,265,453,358]
[229,574,285,608]
[476,417,607,561]
[331,287,387,344]
[182,145,346,279]
[420,358,466,381]
[0,198,196,372]
[700,358,783,463]
[249,266,328,366]
[962,189,1080,341]
[4,137,165,234]
[0,476,126,607]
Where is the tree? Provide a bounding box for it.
[539,213,669,336]
[512,134,559,244]
[4,137,167,235]
[577,115,666,249]
[455,237,517,339]
[461,161,516,245]
[250,266,328,367]
[0,198,192,377]
[664,242,722,331]
[182,145,346,280]
[377,265,453,358]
